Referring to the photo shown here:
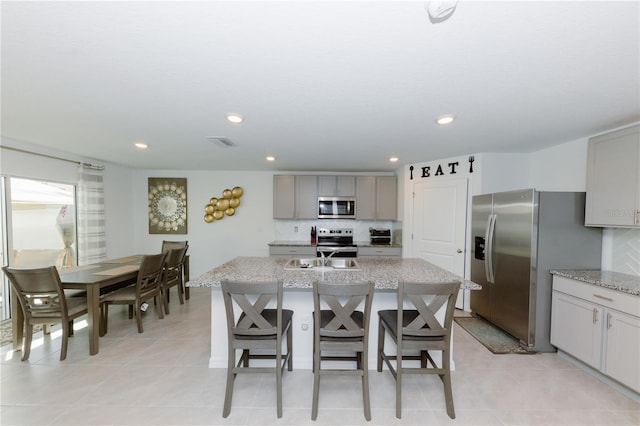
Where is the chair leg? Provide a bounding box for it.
[222,347,235,418]
[442,349,455,419]
[60,320,70,361]
[177,280,184,304]
[21,323,33,362]
[136,304,144,333]
[164,288,171,315]
[311,343,321,420]
[287,324,293,371]
[361,348,371,421]
[396,350,402,419]
[377,321,384,372]
[156,296,164,319]
[128,304,134,319]
[69,320,75,336]
[276,350,283,418]
[100,304,109,336]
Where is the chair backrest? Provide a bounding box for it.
[137,252,167,297]
[313,281,374,339]
[2,266,68,321]
[165,246,188,270]
[161,240,188,253]
[221,280,282,338]
[397,281,461,340]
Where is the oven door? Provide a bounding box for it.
[316,246,358,258]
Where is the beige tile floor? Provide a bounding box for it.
[1,287,638,426]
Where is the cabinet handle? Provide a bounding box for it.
[593,308,598,324]
[607,312,613,329]
[635,209,639,225]
[593,294,614,302]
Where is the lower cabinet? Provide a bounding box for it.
[357,246,401,257]
[269,246,316,258]
[551,276,640,393]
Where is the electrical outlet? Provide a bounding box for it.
[294,226,299,232]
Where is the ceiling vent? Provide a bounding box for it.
[207,137,236,148]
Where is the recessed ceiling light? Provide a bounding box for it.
[389,157,399,162]
[134,142,148,149]
[226,113,244,124]
[436,115,455,125]
[266,156,276,162]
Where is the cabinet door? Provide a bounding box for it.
[604,309,640,392]
[273,175,295,219]
[551,291,603,369]
[319,176,356,196]
[356,176,376,220]
[376,176,397,220]
[295,175,318,219]
[585,125,640,227]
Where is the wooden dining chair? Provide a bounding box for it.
[2,265,88,361]
[221,279,293,418]
[162,246,188,314]
[99,252,167,335]
[377,280,461,419]
[312,280,375,421]
[161,240,189,299]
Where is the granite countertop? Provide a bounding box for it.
[551,269,640,296]
[188,256,480,291]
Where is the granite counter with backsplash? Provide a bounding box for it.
[188,256,480,291]
[550,269,640,296]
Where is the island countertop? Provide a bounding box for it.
[188,256,480,291]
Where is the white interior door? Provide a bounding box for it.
[411,178,468,307]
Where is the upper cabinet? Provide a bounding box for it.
[274,174,397,220]
[273,175,318,219]
[356,176,397,220]
[318,175,356,197]
[585,124,640,227]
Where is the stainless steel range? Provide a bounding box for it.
[316,228,358,258]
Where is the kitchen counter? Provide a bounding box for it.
[188,256,480,291]
[550,269,640,296]
[189,256,479,369]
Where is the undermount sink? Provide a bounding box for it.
[284,258,360,271]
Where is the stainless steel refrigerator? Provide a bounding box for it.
[470,189,602,352]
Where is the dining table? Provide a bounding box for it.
[11,254,190,356]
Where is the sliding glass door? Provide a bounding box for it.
[0,176,77,321]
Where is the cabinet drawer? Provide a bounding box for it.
[358,246,401,257]
[553,276,639,317]
[269,246,316,257]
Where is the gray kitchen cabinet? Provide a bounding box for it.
[273,175,318,219]
[585,124,640,227]
[356,176,397,220]
[551,275,640,393]
[269,245,316,258]
[358,246,401,257]
[318,175,356,197]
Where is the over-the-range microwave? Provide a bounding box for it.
[318,197,356,219]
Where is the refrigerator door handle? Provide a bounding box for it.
[485,214,496,283]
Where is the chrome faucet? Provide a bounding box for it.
[319,249,339,266]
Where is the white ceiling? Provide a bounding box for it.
[2,1,639,172]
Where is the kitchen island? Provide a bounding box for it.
[188,256,480,369]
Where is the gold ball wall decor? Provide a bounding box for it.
[203,186,244,223]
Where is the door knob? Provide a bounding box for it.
[457,249,463,253]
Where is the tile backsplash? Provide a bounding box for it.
[274,220,400,244]
[606,228,640,276]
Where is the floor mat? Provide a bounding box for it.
[0,320,43,347]
[454,316,533,354]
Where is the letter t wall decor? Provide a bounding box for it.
[148,177,188,234]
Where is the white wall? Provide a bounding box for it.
[529,137,589,191]
[131,170,277,278]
